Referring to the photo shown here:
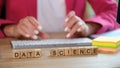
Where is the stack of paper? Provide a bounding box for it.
[92,37,120,53]
[91,28,120,38]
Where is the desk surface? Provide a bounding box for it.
[0,33,120,68]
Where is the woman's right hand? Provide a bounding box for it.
[3,16,49,39]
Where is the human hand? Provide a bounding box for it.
[64,11,90,38]
[4,16,49,39]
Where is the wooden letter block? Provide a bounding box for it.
[78,47,86,56]
[13,50,21,59]
[13,49,42,59]
[71,47,79,56]
[64,47,72,56]
[20,50,27,58]
[85,48,92,55]
[91,47,98,55]
[27,49,35,58]
[50,49,57,57]
[57,48,65,56]
[34,49,42,58]
[78,46,98,56]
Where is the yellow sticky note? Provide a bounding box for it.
[92,37,120,49]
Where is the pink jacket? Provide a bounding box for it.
[0,0,119,38]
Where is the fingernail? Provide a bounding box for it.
[66,33,71,38]
[78,22,82,25]
[70,11,75,17]
[64,27,70,32]
[65,18,68,22]
[77,28,81,32]
[25,34,30,38]
[32,35,38,39]
[34,30,39,34]
[38,26,42,31]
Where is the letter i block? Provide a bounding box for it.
[57,48,65,56]
[13,49,21,59]
[50,48,57,57]
[34,49,42,58]
[64,47,72,56]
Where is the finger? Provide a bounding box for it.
[17,26,31,38]
[77,21,83,32]
[31,35,38,39]
[26,16,42,31]
[19,26,39,40]
[23,18,35,29]
[19,19,39,37]
[21,19,35,33]
[66,16,78,28]
[66,23,80,38]
[26,16,39,26]
[22,18,39,35]
[64,11,75,27]
[65,11,75,22]
[64,16,79,33]
[20,25,35,37]
[38,32,49,39]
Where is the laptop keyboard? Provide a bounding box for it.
[11,38,92,49]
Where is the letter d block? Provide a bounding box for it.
[13,50,21,59]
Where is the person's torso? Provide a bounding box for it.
[5,0,86,30]
[37,0,66,32]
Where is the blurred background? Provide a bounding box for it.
[85,0,119,19]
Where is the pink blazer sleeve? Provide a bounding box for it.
[0,0,15,38]
[85,0,120,34]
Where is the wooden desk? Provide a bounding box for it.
[0,33,120,68]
